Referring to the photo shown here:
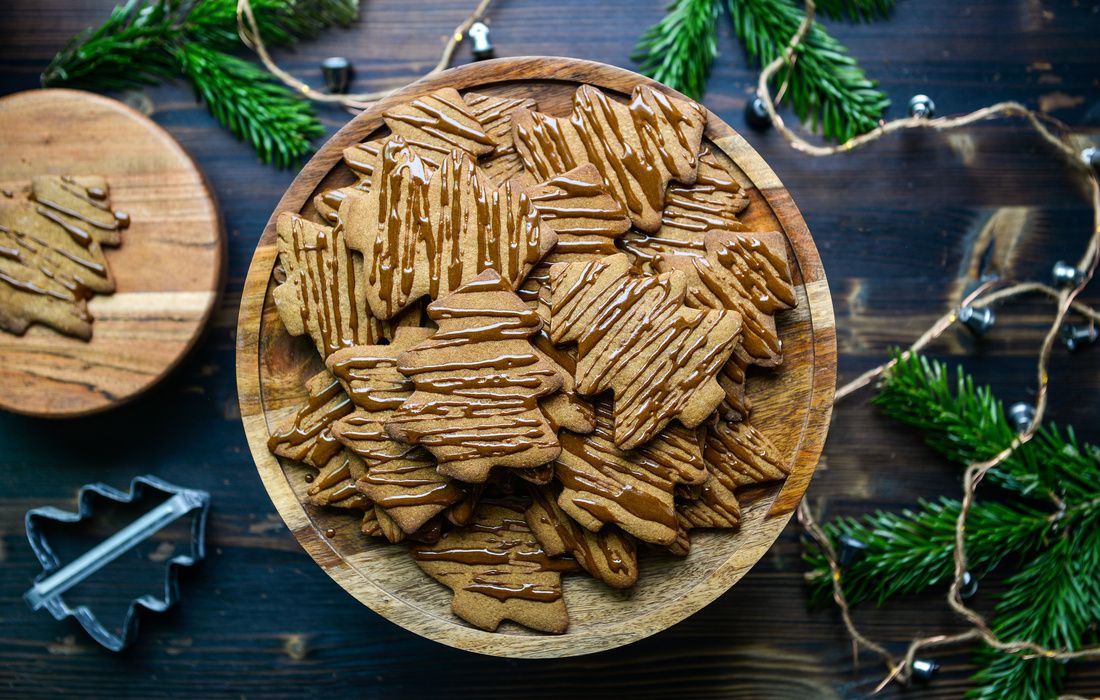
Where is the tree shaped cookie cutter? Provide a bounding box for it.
[23,476,210,651]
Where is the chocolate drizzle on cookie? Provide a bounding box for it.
[343,138,556,320]
[385,271,567,483]
[0,175,126,340]
[549,253,741,449]
[513,84,705,232]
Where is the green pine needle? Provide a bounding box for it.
[42,0,358,167]
[802,354,1100,697]
[803,497,1051,607]
[812,0,895,22]
[874,353,1100,503]
[187,0,359,50]
[633,0,720,100]
[728,0,891,142]
[969,524,1100,699]
[175,43,324,168]
[41,0,184,90]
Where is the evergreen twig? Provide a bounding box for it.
[970,524,1100,699]
[632,0,893,141]
[802,353,1100,698]
[632,0,720,100]
[175,42,324,167]
[42,0,358,167]
[727,0,891,142]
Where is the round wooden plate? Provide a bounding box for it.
[237,58,836,658]
[0,89,223,418]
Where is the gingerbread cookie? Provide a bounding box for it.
[704,417,790,488]
[327,326,464,534]
[306,450,373,510]
[622,149,749,266]
[512,84,705,232]
[1,204,97,339]
[342,138,556,320]
[411,501,576,633]
[383,87,495,162]
[31,175,128,247]
[267,369,353,469]
[0,176,125,339]
[386,271,567,483]
[463,92,539,185]
[274,212,388,359]
[554,404,707,545]
[526,486,638,588]
[657,230,796,367]
[517,164,632,305]
[549,253,741,449]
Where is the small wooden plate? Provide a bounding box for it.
[237,58,836,658]
[0,89,223,418]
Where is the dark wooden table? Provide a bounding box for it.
[2,1,1098,697]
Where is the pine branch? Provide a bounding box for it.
[42,0,358,167]
[875,353,1100,503]
[803,497,1051,607]
[174,42,324,168]
[968,523,1100,699]
[727,0,890,142]
[187,0,358,51]
[41,0,184,90]
[812,0,895,22]
[632,0,720,100]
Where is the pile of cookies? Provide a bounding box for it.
[0,176,128,340]
[268,85,797,634]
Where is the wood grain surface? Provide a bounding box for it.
[1,0,1098,696]
[0,89,223,417]
[235,57,836,657]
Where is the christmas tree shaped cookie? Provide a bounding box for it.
[704,417,790,488]
[274,212,387,359]
[463,91,539,185]
[385,270,567,483]
[31,175,127,247]
[267,369,353,470]
[342,138,556,320]
[512,84,706,232]
[549,253,742,449]
[382,87,495,162]
[411,501,576,633]
[327,326,464,535]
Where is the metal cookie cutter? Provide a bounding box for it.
[24,476,210,651]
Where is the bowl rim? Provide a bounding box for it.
[236,56,837,658]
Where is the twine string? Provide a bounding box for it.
[235,0,495,110]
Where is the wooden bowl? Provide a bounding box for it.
[236,57,836,658]
[0,89,224,418]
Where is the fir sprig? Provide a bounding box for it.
[175,43,325,168]
[42,0,359,167]
[803,353,1100,698]
[632,0,892,142]
[970,525,1100,699]
[727,0,890,142]
[632,0,720,100]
